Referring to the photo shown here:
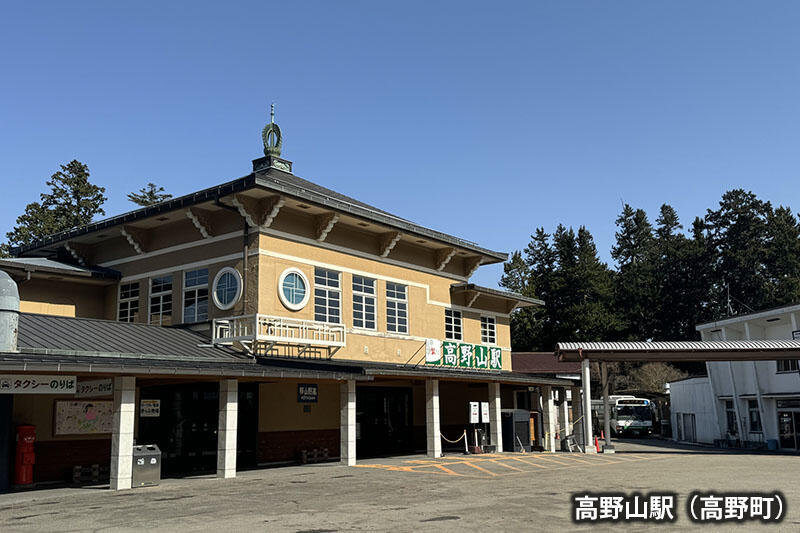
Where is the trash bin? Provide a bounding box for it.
[132,444,161,487]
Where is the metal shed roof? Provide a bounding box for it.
[557,340,800,362]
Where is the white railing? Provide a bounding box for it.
[213,314,346,348]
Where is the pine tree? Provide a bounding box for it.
[612,204,656,340]
[764,206,800,305]
[704,189,772,314]
[127,183,172,206]
[6,160,106,249]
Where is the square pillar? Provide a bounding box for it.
[488,382,503,452]
[110,376,135,490]
[557,388,570,445]
[425,379,441,458]
[582,359,596,453]
[570,387,584,447]
[540,386,556,452]
[217,379,238,479]
[340,380,356,466]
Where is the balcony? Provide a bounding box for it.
[212,314,346,358]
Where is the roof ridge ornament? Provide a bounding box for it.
[262,102,283,157]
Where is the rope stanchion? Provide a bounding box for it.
[440,429,469,454]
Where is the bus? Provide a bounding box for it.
[612,398,654,437]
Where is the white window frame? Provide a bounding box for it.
[352,275,376,330]
[117,282,140,323]
[148,275,173,326]
[445,309,462,341]
[212,267,243,311]
[777,359,799,373]
[182,268,209,323]
[481,315,496,345]
[386,282,408,334]
[314,267,341,324]
[278,267,310,311]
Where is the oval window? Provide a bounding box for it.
[278,268,309,311]
[212,268,242,310]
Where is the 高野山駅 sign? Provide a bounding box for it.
[425,340,502,370]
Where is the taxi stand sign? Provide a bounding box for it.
[429,341,502,370]
[0,375,77,394]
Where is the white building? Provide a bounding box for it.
[670,304,800,450]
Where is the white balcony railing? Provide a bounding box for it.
[213,314,346,356]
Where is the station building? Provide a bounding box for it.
[0,113,574,490]
[669,305,800,450]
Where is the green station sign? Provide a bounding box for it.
[425,341,502,370]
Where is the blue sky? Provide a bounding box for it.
[2,2,800,288]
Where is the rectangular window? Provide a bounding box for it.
[314,268,341,323]
[183,268,208,323]
[445,309,462,340]
[725,400,738,436]
[481,316,496,344]
[386,282,408,334]
[149,275,173,326]
[748,399,762,433]
[118,282,140,322]
[352,275,376,329]
[777,359,799,372]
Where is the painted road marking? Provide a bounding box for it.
[353,452,666,478]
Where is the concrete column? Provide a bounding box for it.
[217,379,238,479]
[601,363,614,452]
[581,359,596,453]
[425,379,442,458]
[340,380,356,466]
[570,387,584,447]
[557,388,570,444]
[488,382,503,452]
[540,386,556,452]
[110,376,135,490]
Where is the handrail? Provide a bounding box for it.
[213,313,346,348]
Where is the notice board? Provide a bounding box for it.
[54,400,114,435]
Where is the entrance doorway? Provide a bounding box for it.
[138,382,259,476]
[356,387,413,458]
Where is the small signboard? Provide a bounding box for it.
[425,339,442,363]
[480,402,490,423]
[469,401,480,423]
[298,383,318,403]
[792,330,800,340]
[140,399,161,418]
[76,378,113,398]
[0,374,76,394]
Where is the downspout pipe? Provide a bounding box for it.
[216,200,250,312]
[0,270,20,352]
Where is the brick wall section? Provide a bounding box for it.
[33,439,111,483]
[258,429,339,463]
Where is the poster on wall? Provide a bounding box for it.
[54,400,113,435]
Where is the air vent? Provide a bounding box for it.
[357,222,369,227]
[766,318,780,323]
[297,204,311,209]
[156,216,169,221]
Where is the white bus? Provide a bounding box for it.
[612,397,654,437]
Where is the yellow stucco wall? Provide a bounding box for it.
[18,279,109,319]
[256,233,512,370]
[258,382,339,431]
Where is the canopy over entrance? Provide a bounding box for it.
[556,340,800,362]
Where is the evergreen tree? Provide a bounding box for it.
[6,160,106,249]
[764,206,800,305]
[127,182,172,206]
[704,189,771,314]
[612,204,656,340]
